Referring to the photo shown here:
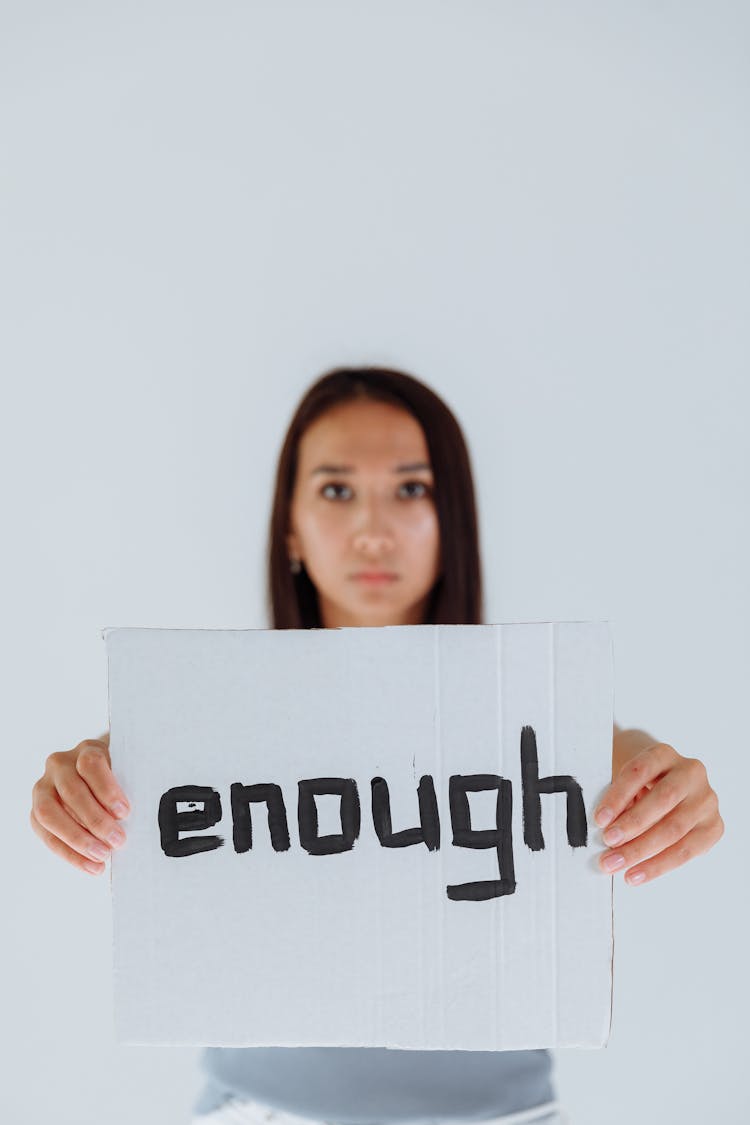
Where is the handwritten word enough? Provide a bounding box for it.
[157,725,588,901]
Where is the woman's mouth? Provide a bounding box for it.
[352,571,398,584]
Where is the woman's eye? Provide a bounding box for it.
[320,483,352,500]
[399,480,431,499]
[319,481,432,501]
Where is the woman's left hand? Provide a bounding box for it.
[594,742,724,886]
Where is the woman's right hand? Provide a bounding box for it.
[30,735,131,875]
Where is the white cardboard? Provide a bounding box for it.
[104,622,614,1049]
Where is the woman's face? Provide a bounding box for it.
[286,398,442,628]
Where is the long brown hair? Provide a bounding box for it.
[266,366,484,628]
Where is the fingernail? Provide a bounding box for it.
[627,871,646,885]
[87,843,109,861]
[602,853,625,872]
[108,828,126,848]
[603,826,624,846]
[112,801,129,818]
[595,806,613,827]
[83,861,104,875]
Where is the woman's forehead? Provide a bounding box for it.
[299,402,430,467]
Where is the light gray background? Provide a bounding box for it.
[1,2,747,1123]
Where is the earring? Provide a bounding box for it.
[289,556,302,575]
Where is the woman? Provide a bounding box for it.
[30,366,724,1125]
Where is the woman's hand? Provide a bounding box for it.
[30,736,131,875]
[594,741,724,886]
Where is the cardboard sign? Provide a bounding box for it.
[104,622,614,1049]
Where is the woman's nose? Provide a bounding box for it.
[352,530,395,554]
[352,497,396,554]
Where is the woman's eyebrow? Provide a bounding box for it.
[309,461,432,476]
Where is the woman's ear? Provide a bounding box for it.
[286,530,300,559]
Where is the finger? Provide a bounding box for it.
[594,743,679,828]
[598,794,699,875]
[615,818,725,886]
[56,771,127,850]
[598,769,689,849]
[75,742,130,818]
[31,786,114,865]
[29,806,108,875]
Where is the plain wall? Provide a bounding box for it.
[1,2,747,1122]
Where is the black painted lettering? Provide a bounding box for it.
[446,774,516,901]
[298,778,361,855]
[370,775,440,850]
[158,784,224,857]
[157,725,591,895]
[520,724,588,850]
[230,782,291,853]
